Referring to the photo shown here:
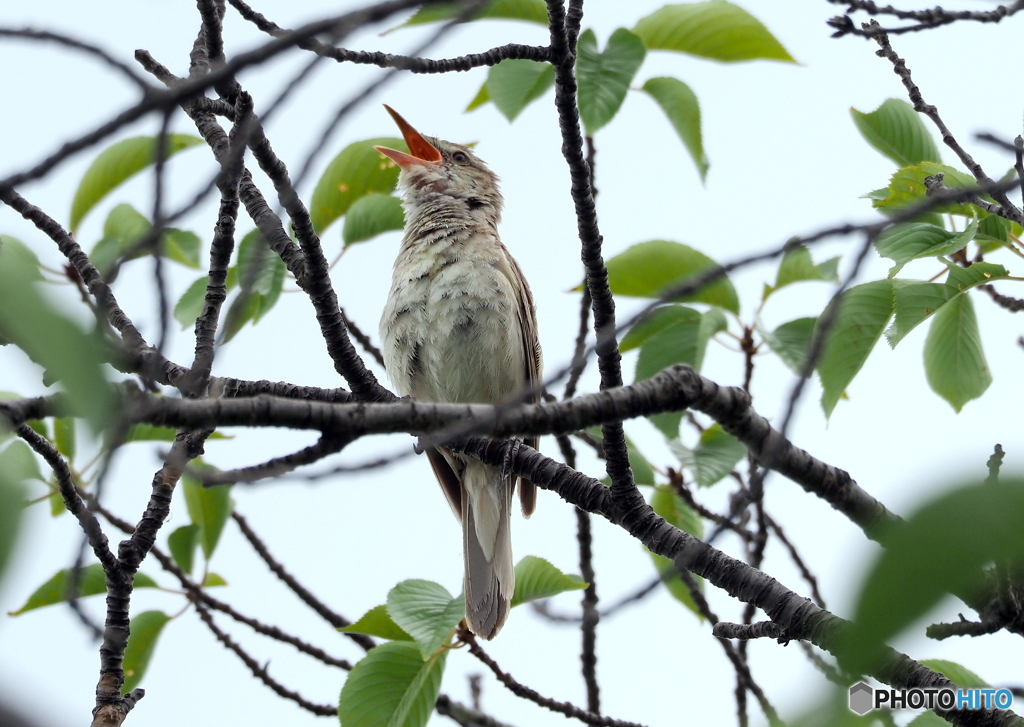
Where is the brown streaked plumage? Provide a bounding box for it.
[376,106,542,639]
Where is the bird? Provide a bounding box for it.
[376,105,542,639]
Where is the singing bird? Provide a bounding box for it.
[376,106,542,639]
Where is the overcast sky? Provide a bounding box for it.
[2,2,1023,726]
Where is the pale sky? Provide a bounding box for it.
[2,2,1023,726]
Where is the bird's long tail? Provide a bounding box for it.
[462,459,514,639]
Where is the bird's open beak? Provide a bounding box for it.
[375,105,442,167]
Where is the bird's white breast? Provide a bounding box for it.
[380,228,526,405]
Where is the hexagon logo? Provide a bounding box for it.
[849,682,873,715]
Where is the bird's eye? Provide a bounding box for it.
[452,151,470,164]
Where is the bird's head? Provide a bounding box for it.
[375,105,502,216]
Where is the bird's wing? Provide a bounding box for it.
[427,446,464,523]
[505,250,543,518]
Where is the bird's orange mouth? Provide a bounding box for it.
[375,105,442,167]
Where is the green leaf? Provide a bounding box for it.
[641,77,708,181]
[386,580,464,660]
[873,162,982,217]
[648,487,704,616]
[202,573,227,587]
[588,427,657,485]
[487,60,555,122]
[182,469,233,560]
[89,205,201,279]
[0,254,114,431]
[651,486,704,538]
[465,82,491,112]
[976,214,1011,252]
[161,229,202,269]
[634,306,703,381]
[400,0,548,27]
[339,642,447,727]
[53,418,76,460]
[923,292,990,411]
[576,28,646,135]
[167,524,199,575]
[760,316,816,374]
[116,423,229,444]
[669,423,745,487]
[0,235,43,281]
[918,659,988,689]
[121,610,171,694]
[886,281,954,347]
[816,281,894,418]
[0,457,27,582]
[633,1,795,63]
[221,230,287,342]
[9,563,158,615]
[339,604,414,641]
[886,262,1009,348]
[766,245,840,297]
[848,479,1024,673]
[511,556,586,607]
[605,240,739,312]
[850,98,941,168]
[343,194,406,247]
[174,272,240,330]
[310,137,406,234]
[874,220,977,277]
[0,441,43,486]
[70,135,203,233]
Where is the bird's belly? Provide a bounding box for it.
[381,259,525,404]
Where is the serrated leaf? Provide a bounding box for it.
[641,77,707,181]
[875,220,977,277]
[816,281,894,418]
[167,524,199,575]
[70,135,203,233]
[851,98,941,168]
[340,604,414,641]
[175,276,211,329]
[400,0,547,27]
[605,240,739,312]
[945,261,1009,292]
[386,580,464,660]
[0,254,114,431]
[976,214,1010,253]
[634,1,795,63]
[760,317,815,374]
[487,60,555,122]
[9,563,158,615]
[338,642,446,727]
[465,82,490,112]
[923,292,990,412]
[122,610,170,694]
[511,556,586,607]
[886,281,953,348]
[0,235,43,281]
[343,194,405,247]
[669,423,745,487]
[848,479,1024,673]
[89,205,200,279]
[310,137,405,234]
[182,468,233,560]
[874,162,982,217]
[917,659,988,689]
[576,28,646,135]
[635,306,703,381]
